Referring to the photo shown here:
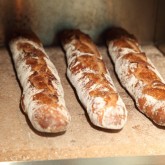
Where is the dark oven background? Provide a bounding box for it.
[0,0,165,47]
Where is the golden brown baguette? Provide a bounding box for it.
[106,27,165,126]
[61,29,127,129]
[9,31,71,133]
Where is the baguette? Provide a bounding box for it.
[9,31,71,133]
[61,29,127,129]
[106,27,165,126]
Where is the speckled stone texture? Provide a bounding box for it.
[0,45,165,161]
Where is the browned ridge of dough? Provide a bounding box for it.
[106,27,165,126]
[62,30,119,109]
[105,27,136,43]
[61,29,101,58]
[61,29,127,129]
[10,31,70,133]
[20,42,68,132]
[18,43,59,108]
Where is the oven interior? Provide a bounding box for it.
[0,0,165,163]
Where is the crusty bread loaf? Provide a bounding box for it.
[61,29,127,129]
[9,31,71,133]
[106,27,165,126]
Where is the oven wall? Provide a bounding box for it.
[0,0,162,46]
[154,0,165,45]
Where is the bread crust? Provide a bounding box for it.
[10,31,71,133]
[106,27,165,126]
[61,30,127,129]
